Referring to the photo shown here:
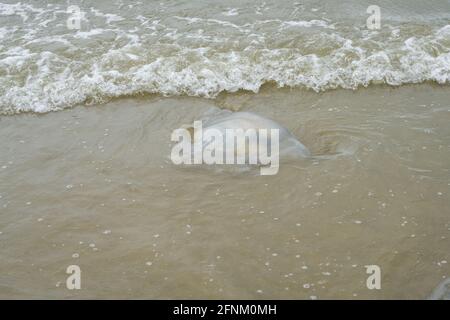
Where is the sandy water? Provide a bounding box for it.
[0,84,449,299]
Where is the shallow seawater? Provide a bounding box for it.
[0,84,449,299]
[1,0,449,299]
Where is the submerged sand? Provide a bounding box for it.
[0,84,449,299]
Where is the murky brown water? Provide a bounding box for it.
[0,84,449,299]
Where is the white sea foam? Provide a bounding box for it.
[0,2,449,114]
[223,8,239,17]
[0,2,45,20]
[281,19,333,29]
[90,8,124,24]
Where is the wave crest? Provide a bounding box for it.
[0,3,449,114]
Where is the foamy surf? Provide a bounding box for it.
[0,1,449,114]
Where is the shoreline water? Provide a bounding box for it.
[1,81,448,116]
[1,0,449,300]
[0,84,449,299]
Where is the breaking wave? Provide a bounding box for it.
[0,2,449,114]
